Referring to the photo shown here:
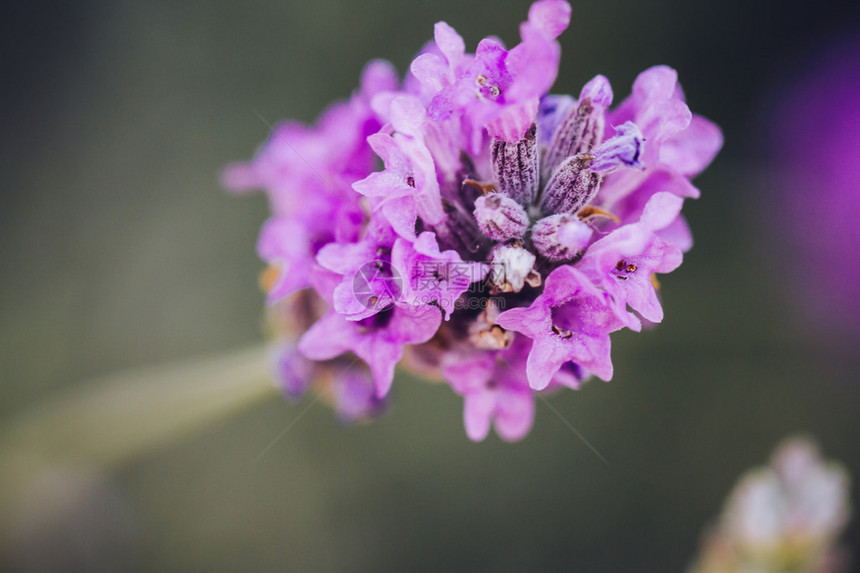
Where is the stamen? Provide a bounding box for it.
[259,264,281,293]
[462,179,497,196]
[577,205,620,223]
[469,303,513,350]
[551,325,573,339]
[612,259,637,280]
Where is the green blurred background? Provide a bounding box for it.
[2,0,859,571]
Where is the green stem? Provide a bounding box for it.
[0,345,277,524]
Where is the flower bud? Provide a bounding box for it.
[579,74,613,108]
[491,123,539,206]
[473,193,530,242]
[540,154,602,216]
[542,75,612,180]
[531,214,593,261]
[489,243,540,293]
[589,121,645,174]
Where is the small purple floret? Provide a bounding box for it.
[590,121,645,174]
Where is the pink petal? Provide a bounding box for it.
[434,21,466,68]
[526,0,572,40]
[494,390,535,441]
[659,115,724,177]
[464,392,496,441]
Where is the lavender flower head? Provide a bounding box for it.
[225,0,722,440]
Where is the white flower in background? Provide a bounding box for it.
[690,437,851,573]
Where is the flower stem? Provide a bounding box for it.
[0,345,277,523]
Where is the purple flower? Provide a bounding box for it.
[766,36,860,336]
[410,0,570,152]
[442,334,540,442]
[273,345,314,401]
[578,192,684,325]
[391,231,489,319]
[298,304,442,398]
[316,216,399,321]
[228,0,720,440]
[589,121,646,174]
[256,217,316,302]
[353,96,445,239]
[332,370,386,424]
[495,266,625,390]
[598,66,723,242]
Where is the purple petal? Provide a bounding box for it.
[493,389,535,442]
[220,162,259,193]
[333,370,385,423]
[590,121,645,174]
[657,214,693,252]
[495,305,548,335]
[434,21,466,68]
[541,264,601,304]
[659,115,724,177]
[442,352,495,394]
[505,32,560,103]
[639,191,685,231]
[361,337,403,397]
[390,96,427,137]
[410,53,450,94]
[526,0,572,40]
[525,333,573,390]
[360,59,399,97]
[256,217,313,301]
[486,99,540,143]
[316,240,376,275]
[297,311,355,361]
[273,346,314,401]
[580,74,613,108]
[379,197,418,240]
[463,392,496,441]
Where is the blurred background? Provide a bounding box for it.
[2,0,859,571]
